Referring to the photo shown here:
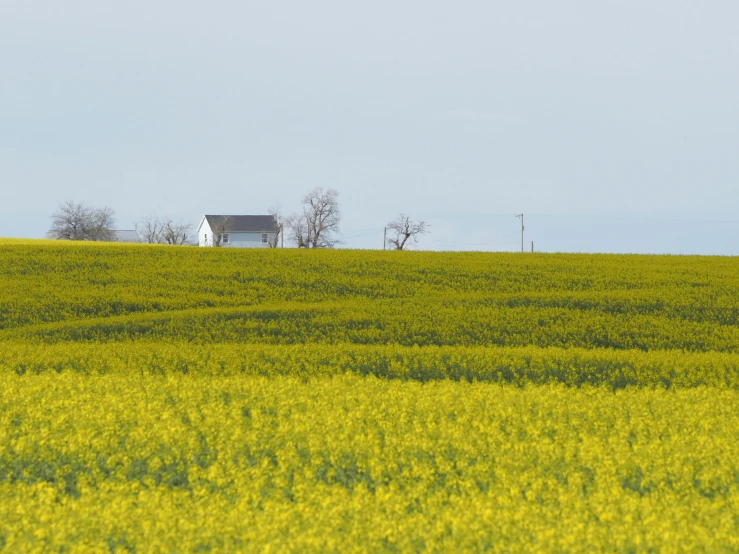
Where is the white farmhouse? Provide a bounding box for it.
[197,215,279,248]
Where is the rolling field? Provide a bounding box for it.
[2,239,739,552]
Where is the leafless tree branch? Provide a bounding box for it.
[137,215,165,244]
[162,219,193,245]
[287,188,341,248]
[267,206,284,248]
[47,200,116,241]
[209,216,233,247]
[136,216,192,245]
[386,214,430,250]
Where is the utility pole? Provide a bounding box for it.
[515,214,524,253]
[531,241,534,253]
[383,227,387,250]
[280,224,284,248]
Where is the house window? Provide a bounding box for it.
[223,233,230,244]
[204,234,208,244]
[262,233,268,244]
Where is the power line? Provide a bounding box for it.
[339,229,385,239]
[434,234,521,247]
[436,230,521,247]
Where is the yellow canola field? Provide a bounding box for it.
[2,240,739,552]
[2,240,739,349]
[2,374,739,553]
[3,341,739,389]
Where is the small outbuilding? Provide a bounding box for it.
[197,215,279,248]
[112,230,143,243]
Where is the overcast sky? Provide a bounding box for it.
[2,1,738,253]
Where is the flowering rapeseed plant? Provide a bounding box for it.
[1,240,738,551]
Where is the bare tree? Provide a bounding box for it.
[267,206,284,248]
[386,214,430,250]
[286,213,309,248]
[162,219,193,245]
[137,215,165,244]
[208,216,233,247]
[87,207,116,241]
[288,188,341,248]
[47,200,116,241]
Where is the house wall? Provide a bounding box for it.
[197,216,278,247]
[222,232,276,248]
[198,219,213,247]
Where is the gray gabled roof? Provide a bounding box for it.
[204,215,277,233]
[112,230,142,243]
